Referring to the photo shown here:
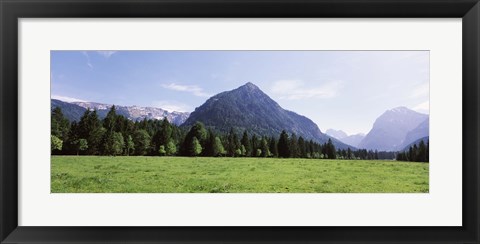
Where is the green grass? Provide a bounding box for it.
[51,156,429,193]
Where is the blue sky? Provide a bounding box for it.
[51,50,429,135]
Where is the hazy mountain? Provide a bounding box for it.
[326,129,365,148]
[325,129,348,139]
[401,136,429,151]
[51,99,190,125]
[340,133,366,148]
[400,118,429,150]
[182,82,352,149]
[358,107,428,151]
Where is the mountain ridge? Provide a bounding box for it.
[51,99,190,125]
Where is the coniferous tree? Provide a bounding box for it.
[51,107,70,144]
[227,128,240,157]
[251,134,258,157]
[412,144,418,161]
[204,129,216,157]
[182,122,207,156]
[289,133,298,158]
[326,138,336,159]
[277,130,290,158]
[241,130,251,157]
[77,109,104,155]
[298,136,306,158]
[269,136,278,157]
[101,106,118,155]
[426,141,429,162]
[260,137,270,157]
[418,140,427,162]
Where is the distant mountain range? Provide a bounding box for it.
[182,82,352,149]
[326,129,366,148]
[51,99,190,126]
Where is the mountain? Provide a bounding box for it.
[401,136,429,151]
[400,118,429,150]
[358,107,428,151]
[181,82,352,149]
[340,133,366,148]
[326,129,365,148]
[51,99,88,122]
[325,129,348,139]
[51,99,190,125]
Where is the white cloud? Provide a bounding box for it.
[81,51,93,69]
[270,80,344,100]
[97,51,117,58]
[152,100,191,112]
[161,83,211,97]
[413,100,429,114]
[52,95,87,103]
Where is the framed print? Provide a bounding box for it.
[1,0,479,243]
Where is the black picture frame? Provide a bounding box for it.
[1,0,479,243]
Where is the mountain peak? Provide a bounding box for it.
[326,129,348,139]
[389,106,411,113]
[239,82,259,90]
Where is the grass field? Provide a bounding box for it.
[51,156,429,193]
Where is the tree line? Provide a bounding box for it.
[51,106,426,161]
[396,140,429,162]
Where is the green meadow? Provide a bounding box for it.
[51,156,429,193]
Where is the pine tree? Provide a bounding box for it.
[326,138,336,159]
[269,136,278,157]
[412,144,418,162]
[227,128,240,157]
[77,109,104,155]
[182,122,207,156]
[426,141,429,162]
[298,136,306,158]
[204,129,216,156]
[277,130,290,158]
[51,107,70,143]
[260,137,270,157]
[251,134,258,157]
[418,140,427,162]
[241,130,251,157]
[101,106,118,155]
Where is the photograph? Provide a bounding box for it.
[50,50,430,193]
